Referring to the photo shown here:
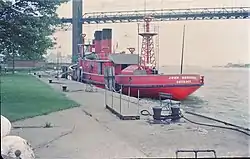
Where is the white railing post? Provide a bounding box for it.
[120,85,122,114]
[137,89,140,115]
[111,87,114,108]
[104,85,107,107]
[128,86,130,108]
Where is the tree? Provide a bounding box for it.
[0,0,69,61]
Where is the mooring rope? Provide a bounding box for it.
[140,109,250,136]
[181,115,250,136]
[185,111,250,132]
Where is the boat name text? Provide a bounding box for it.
[176,80,192,84]
[168,76,197,80]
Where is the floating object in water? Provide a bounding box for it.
[1,136,35,159]
[1,115,11,138]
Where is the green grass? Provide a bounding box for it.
[1,73,79,122]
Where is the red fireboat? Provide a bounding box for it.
[73,16,204,100]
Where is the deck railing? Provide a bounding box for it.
[104,85,140,120]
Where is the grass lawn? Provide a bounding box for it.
[1,73,79,121]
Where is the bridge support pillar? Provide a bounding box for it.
[72,0,83,63]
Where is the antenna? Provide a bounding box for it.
[180,25,186,74]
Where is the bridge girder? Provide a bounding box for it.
[62,7,250,24]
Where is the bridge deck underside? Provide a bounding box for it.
[61,7,250,24]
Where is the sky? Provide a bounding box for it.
[53,0,250,66]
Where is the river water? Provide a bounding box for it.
[143,66,250,128]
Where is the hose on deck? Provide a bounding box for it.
[140,109,250,136]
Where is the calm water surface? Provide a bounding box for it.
[144,66,249,128]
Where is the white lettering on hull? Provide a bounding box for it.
[168,76,197,80]
[181,76,197,80]
[168,76,180,80]
[176,80,192,84]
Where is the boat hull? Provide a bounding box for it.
[82,72,204,101]
[121,85,201,100]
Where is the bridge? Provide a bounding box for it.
[63,0,250,63]
[62,7,250,24]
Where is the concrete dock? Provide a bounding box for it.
[11,74,250,158]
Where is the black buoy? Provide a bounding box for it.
[152,106,162,120]
[38,75,41,78]
[34,72,36,75]
[171,106,181,121]
[49,79,52,83]
[62,85,67,92]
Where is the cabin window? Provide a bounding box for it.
[98,62,102,74]
[121,64,129,70]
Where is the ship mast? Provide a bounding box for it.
[180,25,186,74]
[138,16,158,69]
